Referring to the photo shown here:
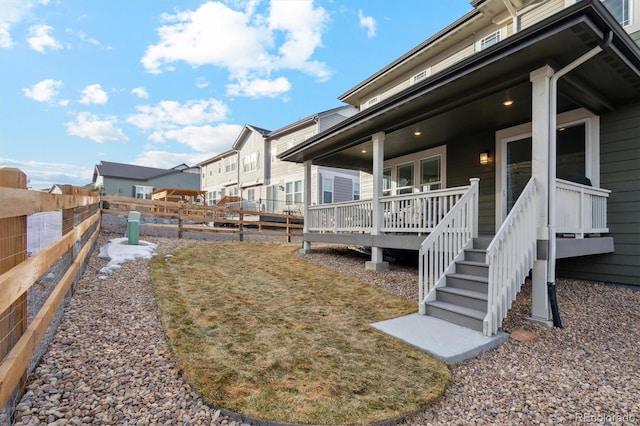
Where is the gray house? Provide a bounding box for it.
[93,160,200,199]
[281,0,640,336]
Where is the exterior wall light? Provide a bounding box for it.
[480,151,490,165]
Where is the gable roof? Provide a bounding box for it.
[93,160,181,182]
[231,124,271,150]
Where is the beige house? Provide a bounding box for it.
[281,0,640,335]
[200,106,359,213]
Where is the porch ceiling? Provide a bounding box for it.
[280,0,640,171]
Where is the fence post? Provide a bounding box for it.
[0,168,28,404]
[178,201,184,239]
[239,207,244,242]
[286,213,291,243]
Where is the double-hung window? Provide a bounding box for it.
[225,156,236,173]
[134,185,153,200]
[383,168,392,196]
[243,152,258,172]
[322,178,333,204]
[285,180,303,205]
[603,0,631,27]
[353,183,360,201]
[420,156,442,191]
[396,163,414,194]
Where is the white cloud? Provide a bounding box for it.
[0,157,92,188]
[65,112,128,143]
[127,98,239,152]
[150,123,243,152]
[226,76,291,98]
[130,87,149,99]
[27,24,62,53]
[23,79,63,103]
[78,31,113,50]
[79,84,108,104]
[141,0,330,97]
[132,149,212,169]
[127,98,229,130]
[0,0,50,49]
[358,9,376,38]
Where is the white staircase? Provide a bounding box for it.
[424,237,491,332]
[419,177,538,336]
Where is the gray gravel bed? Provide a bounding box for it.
[13,236,640,425]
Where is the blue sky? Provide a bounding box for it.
[0,0,472,189]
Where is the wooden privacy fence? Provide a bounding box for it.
[0,168,100,415]
[101,195,304,242]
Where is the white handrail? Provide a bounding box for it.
[484,177,538,336]
[418,178,479,313]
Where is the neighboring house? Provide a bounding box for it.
[200,106,359,213]
[280,0,640,335]
[93,160,200,199]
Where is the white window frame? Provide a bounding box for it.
[225,156,237,173]
[247,188,255,201]
[243,152,259,172]
[381,145,447,196]
[322,177,333,204]
[602,0,635,28]
[494,108,600,226]
[420,155,443,191]
[479,30,501,51]
[134,185,153,200]
[367,96,379,107]
[285,180,303,205]
[353,182,360,201]
[396,162,415,195]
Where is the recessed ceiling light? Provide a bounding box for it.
[503,100,514,107]
[414,131,422,136]
[361,149,367,153]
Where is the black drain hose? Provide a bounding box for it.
[548,282,563,328]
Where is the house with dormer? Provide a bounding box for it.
[280,0,640,336]
[200,106,359,213]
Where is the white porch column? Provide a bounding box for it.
[529,66,554,326]
[301,160,312,253]
[366,132,389,271]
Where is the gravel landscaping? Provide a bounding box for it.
[12,233,640,425]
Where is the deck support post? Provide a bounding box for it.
[529,65,554,326]
[301,160,313,253]
[366,132,389,272]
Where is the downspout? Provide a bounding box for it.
[547,31,613,327]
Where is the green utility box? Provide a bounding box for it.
[126,211,141,245]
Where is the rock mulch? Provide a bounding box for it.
[13,235,640,425]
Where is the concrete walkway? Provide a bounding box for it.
[372,313,509,365]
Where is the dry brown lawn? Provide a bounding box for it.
[150,242,450,425]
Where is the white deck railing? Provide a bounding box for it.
[556,179,610,237]
[306,199,374,232]
[418,179,479,313]
[307,186,469,234]
[381,187,468,233]
[484,178,538,336]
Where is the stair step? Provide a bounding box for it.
[425,300,484,332]
[464,248,487,263]
[436,286,488,312]
[455,260,489,277]
[446,273,488,293]
[473,237,493,250]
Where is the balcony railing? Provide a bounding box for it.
[306,186,469,234]
[556,178,610,237]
